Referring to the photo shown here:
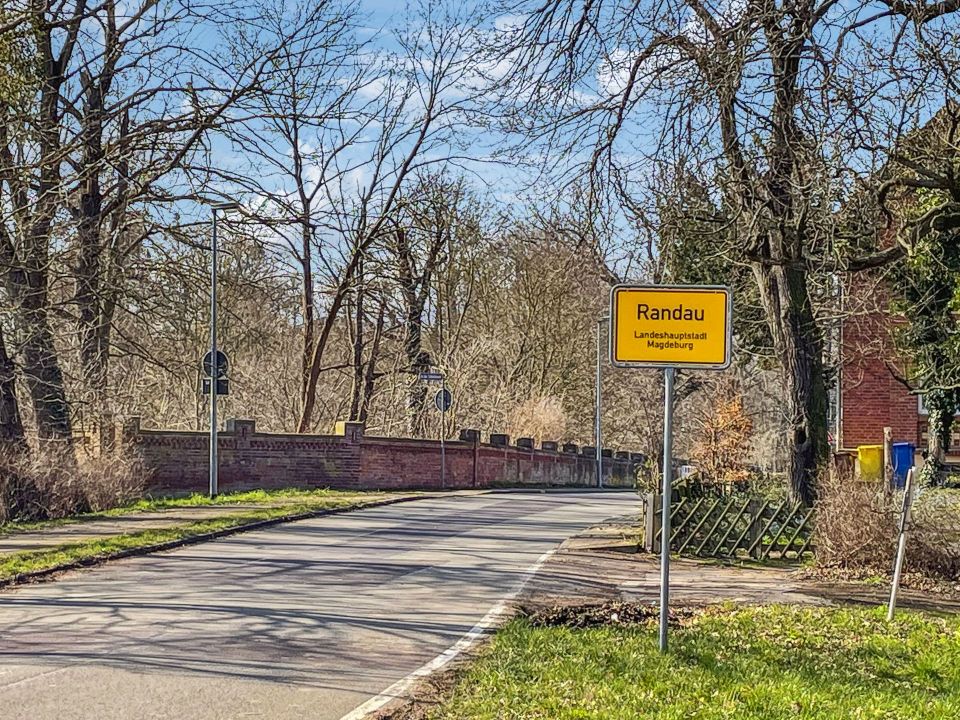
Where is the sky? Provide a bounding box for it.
[63,0,956,273]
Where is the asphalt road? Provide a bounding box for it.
[0,491,636,720]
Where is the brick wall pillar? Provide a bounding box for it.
[226,418,256,443]
[116,416,141,452]
[334,420,365,443]
[459,429,481,488]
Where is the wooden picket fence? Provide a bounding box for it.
[643,493,815,561]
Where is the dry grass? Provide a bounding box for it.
[505,395,568,445]
[0,447,144,524]
[815,463,960,580]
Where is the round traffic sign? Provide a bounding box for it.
[202,350,229,379]
[434,388,452,412]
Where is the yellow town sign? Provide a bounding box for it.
[609,285,732,369]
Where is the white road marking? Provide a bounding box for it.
[0,665,75,690]
[337,547,555,720]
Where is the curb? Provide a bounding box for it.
[484,486,636,493]
[0,493,433,591]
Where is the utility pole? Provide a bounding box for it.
[209,201,240,499]
[595,316,609,488]
[440,373,447,490]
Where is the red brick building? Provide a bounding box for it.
[837,292,957,456]
[836,107,960,456]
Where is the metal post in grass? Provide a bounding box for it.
[887,467,915,621]
[659,366,675,653]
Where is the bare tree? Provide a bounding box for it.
[382,175,475,435]
[0,0,325,443]
[218,0,486,432]
[493,0,960,503]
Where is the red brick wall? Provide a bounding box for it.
[358,438,600,489]
[130,419,362,494]
[360,437,479,489]
[123,418,639,495]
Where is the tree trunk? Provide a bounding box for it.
[3,257,73,445]
[75,179,108,417]
[299,216,314,410]
[393,226,433,436]
[0,327,26,455]
[349,257,365,422]
[754,262,828,506]
[8,18,76,447]
[297,278,352,433]
[75,66,111,420]
[0,327,32,522]
[404,308,431,437]
[921,390,954,486]
[20,308,73,443]
[359,303,386,424]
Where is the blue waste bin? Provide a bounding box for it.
[892,442,915,488]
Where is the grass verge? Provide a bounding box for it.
[0,493,391,583]
[0,487,392,535]
[427,604,960,719]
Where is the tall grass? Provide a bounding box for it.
[0,447,144,524]
[815,462,960,579]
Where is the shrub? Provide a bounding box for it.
[0,447,144,524]
[690,380,754,488]
[814,461,960,580]
[814,463,897,573]
[505,395,568,445]
[911,489,960,579]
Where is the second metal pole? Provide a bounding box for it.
[440,375,446,490]
[659,366,676,653]
[888,468,915,621]
[595,319,603,488]
[209,210,219,499]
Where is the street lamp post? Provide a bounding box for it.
[209,201,240,499]
[596,315,609,488]
[440,372,447,490]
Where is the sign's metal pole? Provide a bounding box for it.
[888,467,915,621]
[659,366,676,653]
[595,318,603,488]
[440,374,446,490]
[209,209,219,499]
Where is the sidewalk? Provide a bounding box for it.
[0,494,413,557]
[0,505,285,556]
[521,516,824,608]
[518,518,960,613]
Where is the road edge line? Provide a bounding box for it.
[338,547,556,720]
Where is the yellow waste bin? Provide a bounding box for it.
[857,444,884,480]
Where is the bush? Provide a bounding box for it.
[0,447,144,524]
[911,489,960,579]
[505,395,568,445]
[814,462,960,580]
[689,380,754,488]
[814,464,897,573]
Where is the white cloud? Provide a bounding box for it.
[598,48,636,97]
[494,14,526,32]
